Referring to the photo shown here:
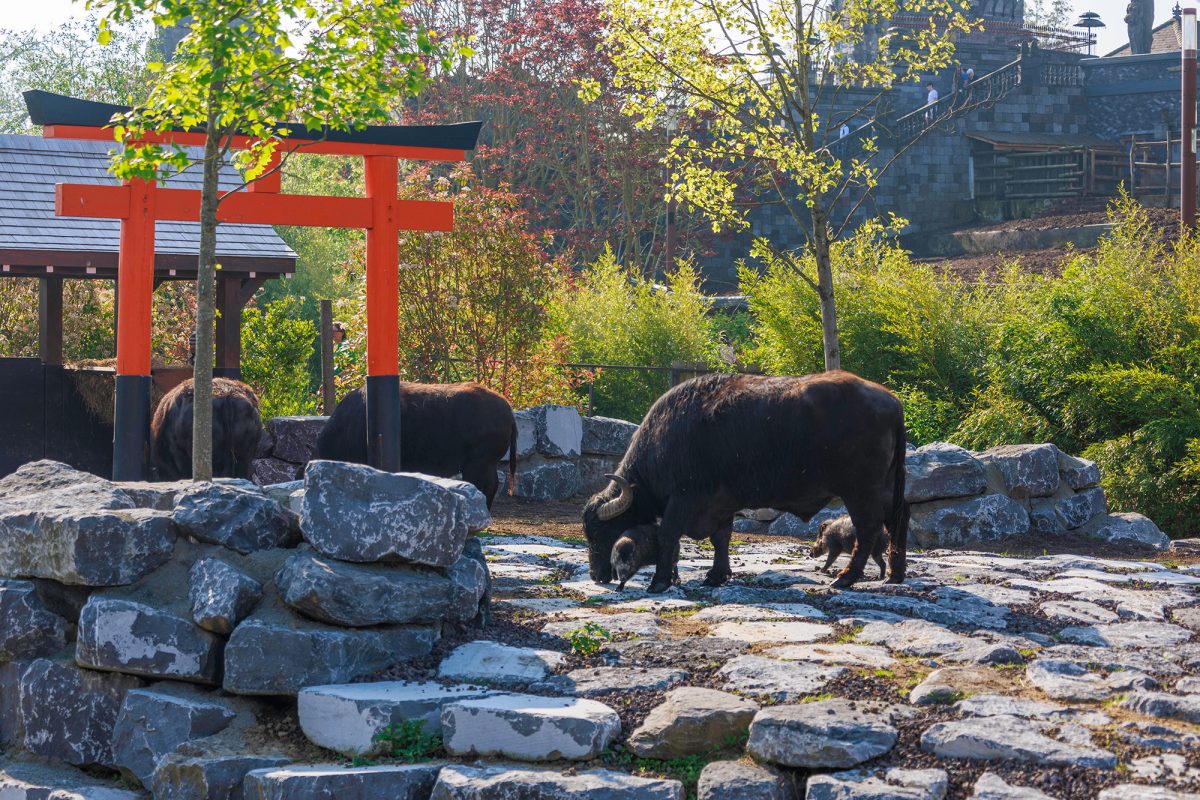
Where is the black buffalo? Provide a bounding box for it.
[583,371,908,592]
[151,378,263,481]
[315,382,516,507]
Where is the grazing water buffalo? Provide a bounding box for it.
[583,371,908,593]
[151,378,263,481]
[315,382,516,507]
[812,515,887,579]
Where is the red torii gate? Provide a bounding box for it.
[26,91,481,481]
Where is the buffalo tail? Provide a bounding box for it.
[507,412,517,496]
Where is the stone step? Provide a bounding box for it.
[436,641,564,684]
[430,764,683,799]
[243,764,441,800]
[441,694,620,761]
[297,681,497,756]
[1,758,144,800]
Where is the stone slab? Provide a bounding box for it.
[442,694,620,761]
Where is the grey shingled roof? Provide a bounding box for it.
[0,134,295,267]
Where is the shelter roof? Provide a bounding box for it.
[965,130,1119,150]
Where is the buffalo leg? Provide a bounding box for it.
[822,545,841,573]
[462,458,500,509]
[872,537,887,580]
[832,495,887,589]
[703,520,734,587]
[887,499,910,584]
[649,497,690,594]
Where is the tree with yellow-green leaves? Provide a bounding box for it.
[595,0,978,369]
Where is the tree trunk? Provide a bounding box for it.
[811,211,841,371]
[192,104,223,482]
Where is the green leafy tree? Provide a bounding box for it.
[88,0,457,480]
[598,0,977,369]
[241,296,318,418]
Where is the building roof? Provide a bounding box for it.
[0,134,296,279]
[1105,17,1180,57]
[966,130,1119,150]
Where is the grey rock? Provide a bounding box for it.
[576,455,622,496]
[189,559,263,635]
[0,462,176,587]
[430,764,684,800]
[112,686,238,786]
[1054,490,1102,531]
[516,405,583,458]
[1026,658,1155,701]
[1058,451,1101,490]
[1169,538,1200,554]
[908,667,1003,705]
[264,416,326,464]
[223,614,436,696]
[1082,513,1170,551]
[251,459,300,487]
[1122,691,1200,724]
[76,596,224,684]
[441,694,620,761]
[627,687,757,759]
[255,426,275,458]
[806,768,949,800]
[1116,721,1200,751]
[152,754,290,800]
[412,475,491,533]
[301,461,471,567]
[697,761,787,800]
[1028,499,1062,537]
[438,641,565,684]
[297,681,496,755]
[953,694,1111,726]
[459,537,491,625]
[1097,788,1200,800]
[719,655,847,702]
[978,444,1060,499]
[747,700,898,768]
[970,772,1056,799]
[0,580,68,660]
[531,666,688,697]
[767,506,846,538]
[905,443,987,503]
[1040,600,1117,625]
[740,508,784,522]
[275,553,484,627]
[856,619,976,657]
[513,460,581,501]
[581,415,638,456]
[1174,607,1200,632]
[1058,621,1192,649]
[0,758,143,800]
[734,517,768,534]
[118,480,193,511]
[919,714,1116,768]
[0,661,25,748]
[18,657,144,766]
[244,764,440,800]
[910,494,1030,548]
[262,481,303,506]
[173,483,296,555]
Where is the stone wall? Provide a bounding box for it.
[500,405,638,501]
[251,416,327,485]
[1084,52,1180,141]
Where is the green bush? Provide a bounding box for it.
[241,297,318,419]
[549,250,720,421]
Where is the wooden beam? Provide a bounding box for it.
[215,276,241,375]
[38,277,63,366]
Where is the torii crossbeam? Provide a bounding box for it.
[25,91,482,480]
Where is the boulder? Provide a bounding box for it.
[0,579,68,660]
[244,764,441,800]
[627,687,757,759]
[0,462,176,586]
[766,506,846,538]
[256,426,275,459]
[577,455,622,496]
[581,415,638,456]
[806,768,949,800]
[264,416,326,464]
[0,759,143,800]
[1057,487,1106,530]
[910,493,1030,548]
[0,661,25,749]
[173,483,297,555]
[430,765,684,800]
[297,681,497,756]
[1027,499,1062,537]
[76,596,225,685]
[275,552,485,627]
[1058,451,1101,490]
[1082,513,1170,551]
[978,444,1060,499]
[118,480,193,511]
[152,754,290,800]
[413,476,491,533]
[515,405,583,458]
[251,458,300,487]
[111,686,238,786]
[531,666,688,697]
[696,761,788,800]
[189,559,263,635]
[301,462,471,567]
[904,443,987,503]
[441,694,620,761]
[513,460,581,501]
[746,700,897,768]
[18,656,144,766]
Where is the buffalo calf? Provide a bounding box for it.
[812,515,887,579]
[151,378,262,481]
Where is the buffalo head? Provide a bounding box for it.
[582,473,647,584]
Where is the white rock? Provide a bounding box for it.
[1038,600,1117,625]
[719,655,847,702]
[437,641,565,684]
[747,700,897,768]
[1026,658,1155,702]
[441,694,620,761]
[429,764,683,799]
[970,772,1056,799]
[806,768,949,800]
[1059,621,1192,649]
[706,620,832,643]
[243,763,440,800]
[919,714,1116,768]
[764,643,895,669]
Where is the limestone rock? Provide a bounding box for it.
[978,444,1060,499]
[531,666,688,697]
[430,764,684,800]
[437,641,564,684]
[919,714,1116,768]
[441,694,620,761]
[264,416,326,464]
[173,483,296,555]
[0,579,68,660]
[908,667,1006,705]
[0,759,143,800]
[152,754,290,800]
[300,461,470,567]
[696,761,787,800]
[513,460,581,501]
[244,764,441,800]
[719,655,847,702]
[251,458,299,487]
[1058,451,1101,490]
[412,475,491,533]
[516,405,583,458]
[970,772,1056,799]
[766,506,845,538]
[111,686,238,786]
[1039,600,1117,625]
[1097,788,1200,800]
[1082,513,1170,551]
[577,455,622,496]
[76,596,224,685]
[188,558,263,635]
[1058,621,1191,649]
[627,687,757,759]
[905,443,987,503]
[1026,658,1155,702]
[297,681,496,756]
[806,768,949,800]
[910,493,1030,548]
[1053,489,1104,531]
[1121,691,1200,724]
[581,415,638,456]
[18,657,144,767]
[746,700,897,768]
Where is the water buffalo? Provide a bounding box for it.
[812,515,887,579]
[315,382,516,507]
[151,378,263,480]
[583,370,908,592]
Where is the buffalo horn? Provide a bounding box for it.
[596,473,634,521]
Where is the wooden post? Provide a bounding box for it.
[364,155,402,471]
[113,178,156,481]
[38,277,63,366]
[319,299,335,415]
[214,276,240,378]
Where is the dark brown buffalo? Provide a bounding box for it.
[315,382,516,507]
[151,378,263,481]
[583,370,909,593]
[812,515,887,579]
